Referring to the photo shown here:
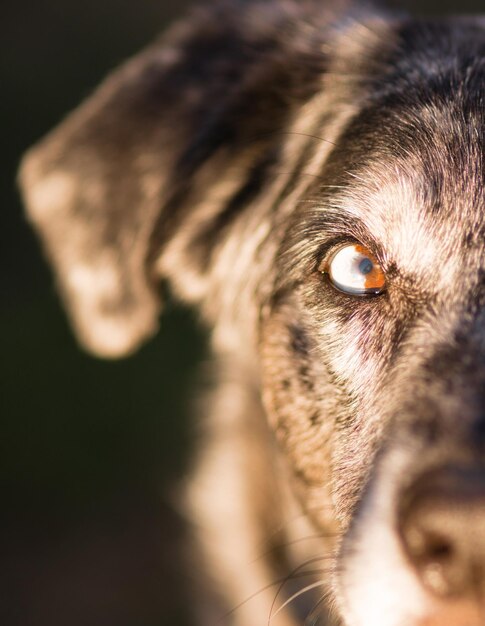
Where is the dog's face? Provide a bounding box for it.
[19,2,485,625]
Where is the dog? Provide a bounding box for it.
[19,1,485,624]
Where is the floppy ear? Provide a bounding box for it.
[19,1,351,358]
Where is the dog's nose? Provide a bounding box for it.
[398,466,485,598]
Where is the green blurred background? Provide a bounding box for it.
[1,1,483,625]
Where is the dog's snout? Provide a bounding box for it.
[399,466,485,599]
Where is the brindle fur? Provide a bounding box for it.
[18,2,485,625]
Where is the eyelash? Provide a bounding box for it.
[314,237,352,270]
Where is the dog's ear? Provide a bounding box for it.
[19,1,352,357]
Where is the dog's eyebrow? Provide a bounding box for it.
[308,169,467,294]
[279,157,462,294]
[300,189,388,246]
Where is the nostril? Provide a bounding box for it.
[405,526,453,563]
[424,537,453,562]
[398,465,485,599]
[402,527,456,595]
[422,537,455,565]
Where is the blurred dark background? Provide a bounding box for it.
[1,1,483,625]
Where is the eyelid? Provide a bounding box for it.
[320,239,383,271]
[316,238,355,272]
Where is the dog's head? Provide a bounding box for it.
[19,2,485,625]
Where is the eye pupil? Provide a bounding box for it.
[359,258,373,275]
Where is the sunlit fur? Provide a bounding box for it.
[19,2,485,624]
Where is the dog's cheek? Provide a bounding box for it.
[260,306,339,527]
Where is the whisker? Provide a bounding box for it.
[253,130,338,147]
[251,533,338,564]
[251,506,336,559]
[279,131,338,147]
[220,569,328,623]
[345,170,367,184]
[271,581,326,621]
[271,170,328,183]
[296,184,348,192]
[268,556,332,626]
[304,595,329,626]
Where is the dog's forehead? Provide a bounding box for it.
[329,107,485,291]
[307,15,485,291]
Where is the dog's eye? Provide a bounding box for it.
[322,244,386,296]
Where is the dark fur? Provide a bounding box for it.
[19,2,485,625]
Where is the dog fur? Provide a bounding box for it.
[19,2,485,625]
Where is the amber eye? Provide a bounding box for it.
[322,243,386,296]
